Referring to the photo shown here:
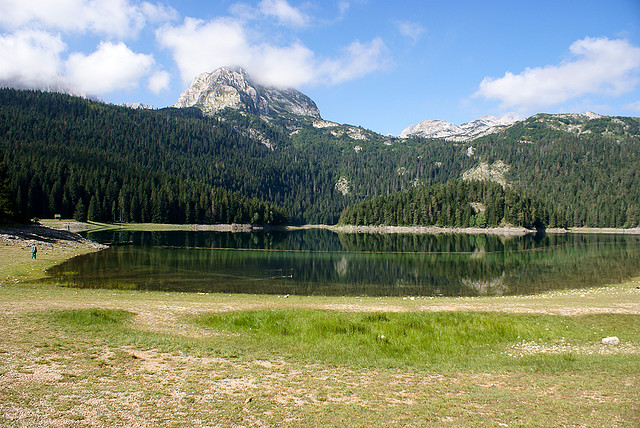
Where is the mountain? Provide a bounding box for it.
[1,88,640,228]
[174,67,321,119]
[400,113,521,140]
[114,102,155,110]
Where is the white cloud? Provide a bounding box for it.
[0,31,160,96]
[474,37,640,111]
[318,38,388,85]
[140,1,179,24]
[251,42,315,87]
[0,0,176,39]
[396,21,425,43]
[0,29,66,88]
[65,42,154,94]
[148,70,170,93]
[157,17,252,84]
[258,0,309,27]
[157,17,388,88]
[337,1,350,18]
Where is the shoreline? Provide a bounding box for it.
[39,219,640,236]
[0,223,107,285]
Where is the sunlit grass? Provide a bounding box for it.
[191,309,640,370]
[47,308,133,329]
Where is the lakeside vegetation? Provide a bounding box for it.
[339,179,549,228]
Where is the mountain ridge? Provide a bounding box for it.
[1,88,640,227]
[400,113,522,141]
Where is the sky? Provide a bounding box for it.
[1,0,639,136]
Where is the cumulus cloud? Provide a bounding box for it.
[474,37,640,111]
[318,38,388,85]
[0,29,66,88]
[0,29,158,96]
[157,17,251,84]
[258,0,309,27]
[65,42,154,94]
[157,17,388,88]
[148,70,171,93]
[0,0,176,39]
[396,21,425,43]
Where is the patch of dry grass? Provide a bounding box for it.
[0,281,639,426]
[1,223,639,426]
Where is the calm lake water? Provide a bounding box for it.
[46,229,640,297]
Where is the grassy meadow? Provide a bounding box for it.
[1,224,639,426]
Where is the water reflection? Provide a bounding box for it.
[46,230,640,297]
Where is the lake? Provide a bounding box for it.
[46,229,640,297]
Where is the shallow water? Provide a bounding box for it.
[46,229,640,297]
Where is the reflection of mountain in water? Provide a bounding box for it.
[334,256,349,277]
[53,231,640,297]
[462,272,507,296]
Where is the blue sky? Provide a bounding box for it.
[1,0,639,135]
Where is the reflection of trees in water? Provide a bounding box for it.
[54,232,640,296]
[86,229,345,252]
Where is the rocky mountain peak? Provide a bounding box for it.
[174,66,321,119]
[400,113,521,141]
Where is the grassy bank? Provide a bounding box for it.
[1,223,639,426]
[1,279,639,426]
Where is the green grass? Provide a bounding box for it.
[186,310,639,371]
[47,308,133,329]
[2,290,637,427]
[39,307,640,372]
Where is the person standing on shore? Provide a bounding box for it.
[31,245,37,260]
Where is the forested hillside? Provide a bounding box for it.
[339,180,548,229]
[0,90,288,225]
[0,89,465,224]
[1,89,639,227]
[470,114,640,227]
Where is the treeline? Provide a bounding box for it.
[1,89,640,227]
[473,116,640,228]
[6,153,287,224]
[339,180,549,229]
[0,89,464,224]
[0,154,21,221]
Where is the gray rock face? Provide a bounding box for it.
[174,67,321,119]
[400,113,521,141]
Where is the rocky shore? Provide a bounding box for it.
[325,224,536,236]
[0,223,107,252]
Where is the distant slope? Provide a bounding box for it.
[400,113,521,141]
[466,113,640,227]
[339,179,547,229]
[0,89,462,224]
[2,88,639,227]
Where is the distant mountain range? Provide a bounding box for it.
[399,113,523,141]
[174,67,524,140]
[2,68,639,227]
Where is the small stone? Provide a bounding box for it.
[602,336,620,345]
